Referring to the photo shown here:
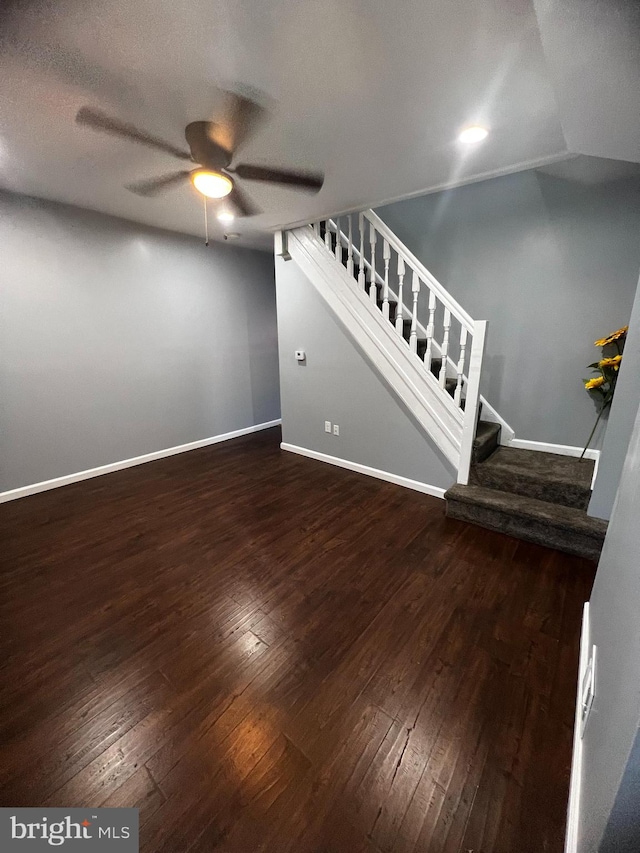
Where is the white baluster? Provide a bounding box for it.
[324,220,332,251]
[424,291,436,367]
[334,217,342,263]
[358,213,366,290]
[439,308,451,388]
[454,327,468,407]
[382,240,391,320]
[313,221,320,238]
[347,216,354,278]
[410,270,420,353]
[369,221,377,304]
[395,256,405,336]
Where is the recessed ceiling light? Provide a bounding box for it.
[217,211,235,223]
[458,126,489,144]
[191,170,233,199]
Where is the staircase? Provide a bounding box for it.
[446,448,607,560]
[277,211,607,560]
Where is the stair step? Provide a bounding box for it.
[472,447,594,510]
[444,483,607,561]
[473,421,501,464]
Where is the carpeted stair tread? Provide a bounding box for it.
[472,446,594,510]
[473,421,501,463]
[445,483,607,559]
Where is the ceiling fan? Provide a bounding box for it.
[75,93,324,217]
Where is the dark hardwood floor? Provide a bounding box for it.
[0,427,595,852]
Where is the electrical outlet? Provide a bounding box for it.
[324,421,331,433]
[333,424,340,436]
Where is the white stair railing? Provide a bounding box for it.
[304,211,488,485]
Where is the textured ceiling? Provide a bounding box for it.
[0,0,569,247]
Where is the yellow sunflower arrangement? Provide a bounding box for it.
[594,326,628,347]
[598,355,623,371]
[581,325,628,457]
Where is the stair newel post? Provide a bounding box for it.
[358,213,366,290]
[334,217,342,263]
[457,320,487,485]
[369,221,378,304]
[324,220,332,252]
[439,308,451,388]
[395,256,405,336]
[454,327,468,407]
[382,240,391,321]
[424,290,436,366]
[347,215,354,278]
[410,270,420,354]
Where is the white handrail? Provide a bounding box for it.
[363,210,474,332]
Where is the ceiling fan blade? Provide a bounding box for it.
[76,107,191,160]
[210,91,267,156]
[229,185,261,217]
[184,121,232,169]
[125,170,193,197]
[233,163,324,191]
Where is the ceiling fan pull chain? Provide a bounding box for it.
[204,196,209,246]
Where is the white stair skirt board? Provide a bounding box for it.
[0,419,282,503]
[565,602,590,853]
[281,443,447,499]
[508,438,600,461]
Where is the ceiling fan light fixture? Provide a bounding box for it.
[191,170,233,198]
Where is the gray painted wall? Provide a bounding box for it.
[578,391,640,851]
[275,255,455,490]
[376,168,640,449]
[0,191,280,493]
[589,271,640,520]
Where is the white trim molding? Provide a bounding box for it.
[281,442,447,499]
[276,152,575,232]
[565,601,591,853]
[0,419,282,504]
[509,437,600,462]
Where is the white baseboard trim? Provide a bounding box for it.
[565,601,590,853]
[509,438,600,462]
[281,442,447,499]
[0,419,282,504]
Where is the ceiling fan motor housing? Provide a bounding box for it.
[184,121,231,170]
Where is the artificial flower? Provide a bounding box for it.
[594,326,629,347]
[584,376,606,390]
[599,355,622,371]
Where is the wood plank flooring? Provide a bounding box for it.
[0,427,595,852]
